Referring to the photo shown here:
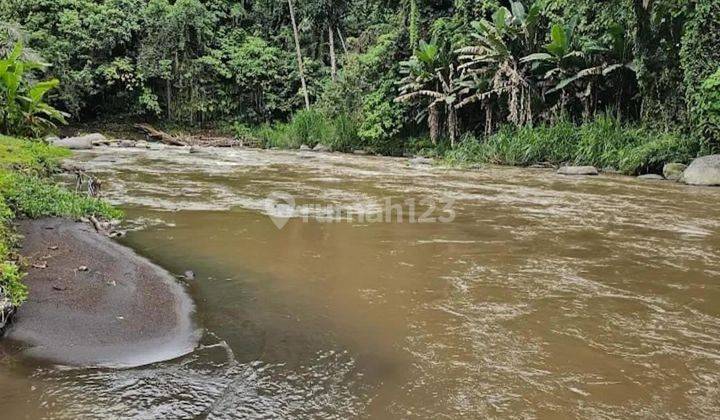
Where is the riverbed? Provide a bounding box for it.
[2,146,720,418]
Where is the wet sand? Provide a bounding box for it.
[4,218,198,368]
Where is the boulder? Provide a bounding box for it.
[299,144,311,151]
[557,166,599,176]
[638,174,664,181]
[352,150,369,156]
[681,155,720,186]
[313,143,331,152]
[663,162,687,181]
[53,135,99,150]
[189,146,200,154]
[135,140,150,149]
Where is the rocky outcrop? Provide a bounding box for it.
[557,166,599,176]
[53,133,107,150]
[681,155,720,186]
[663,163,687,181]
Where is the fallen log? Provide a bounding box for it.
[134,123,187,146]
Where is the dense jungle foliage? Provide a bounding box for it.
[1,0,719,169]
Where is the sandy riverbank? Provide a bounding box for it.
[3,218,199,368]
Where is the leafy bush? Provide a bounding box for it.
[695,68,720,148]
[0,43,68,137]
[0,261,26,306]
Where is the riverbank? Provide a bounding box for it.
[0,135,198,367]
[4,218,198,367]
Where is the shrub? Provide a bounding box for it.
[0,261,26,306]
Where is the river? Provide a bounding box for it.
[1,146,720,418]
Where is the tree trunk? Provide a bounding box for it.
[447,106,458,148]
[337,28,348,55]
[428,104,439,145]
[633,0,655,118]
[409,0,420,51]
[288,0,311,110]
[328,25,338,83]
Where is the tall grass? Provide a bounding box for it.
[242,109,362,151]
[443,115,705,174]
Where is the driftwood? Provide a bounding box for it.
[134,123,241,147]
[134,123,187,146]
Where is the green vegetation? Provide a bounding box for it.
[444,116,701,174]
[0,136,121,305]
[0,43,67,138]
[0,1,718,164]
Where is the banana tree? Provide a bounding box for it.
[0,43,67,137]
[395,40,460,146]
[521,19,635,118]
[455,1,541,130]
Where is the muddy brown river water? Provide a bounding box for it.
[2,146,720,419]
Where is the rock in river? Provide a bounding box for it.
[52,133,107,150]
[557,166,599,176]
[681,155,720,186]
[663,163,687,181]
[313,143,331,152]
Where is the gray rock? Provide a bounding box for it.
[557,166,599,176]
[53,136,94,150]
[663,162,687,181]
[410,157,434,166]
[189,146,200,154]
[135,140,150,149]
[530,162,555,169]
[681,155,720,186]
[45,135,60,143]
[638,174,665,180]
[54,133,109,149]
[353,150,369,155]
[183,270,195,280]
[0,293,15,334]
[299,144,311,150]
[118,140,136,148]
[313,143,331,152]
[602,167,621,175]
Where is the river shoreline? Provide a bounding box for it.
[2,217,199,368]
